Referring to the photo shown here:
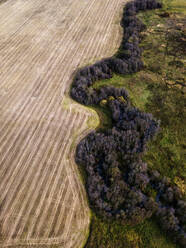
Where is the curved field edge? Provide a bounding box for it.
[0,0,127,247]
[70,0,186,248]
[62,3,126,246]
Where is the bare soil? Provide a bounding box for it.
[0,0,125,247]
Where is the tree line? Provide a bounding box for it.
[70,0,186,246]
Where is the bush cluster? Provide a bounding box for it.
[149,170,186,246]
[76,100,160,224]
[70,0,185,246]
[71,0,161,105]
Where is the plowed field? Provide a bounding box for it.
[0,0,125,247]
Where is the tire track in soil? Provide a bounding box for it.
[0,0,126,247]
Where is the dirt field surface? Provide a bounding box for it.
[0,0,125,247]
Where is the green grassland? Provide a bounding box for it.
[85,0,186,247]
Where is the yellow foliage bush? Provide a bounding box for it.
[117,96,126,103]
[100,99,107,107]
[108,96,115,101]
[174,177,186,194]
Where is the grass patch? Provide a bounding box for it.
[88,105,112,131]
[85,0,186,247]
[86,214,180,248]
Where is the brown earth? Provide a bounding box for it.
[0,0,126,247]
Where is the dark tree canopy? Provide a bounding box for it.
[70,0,186,246]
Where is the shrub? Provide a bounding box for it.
[70,0,185,246]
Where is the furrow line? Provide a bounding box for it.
[0,0,46,51]
[42,114,87,238]
[91,0,121,61]
[0,0,76,81]
[13,110,74,239]
[42,177,68,239]
[0,108,68,219]
[0,0,99,153]
[31,112,80,238]
[53,183,72,236]
[62,195,78,241]
[6,109,71,239]
[0,0,93,90]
